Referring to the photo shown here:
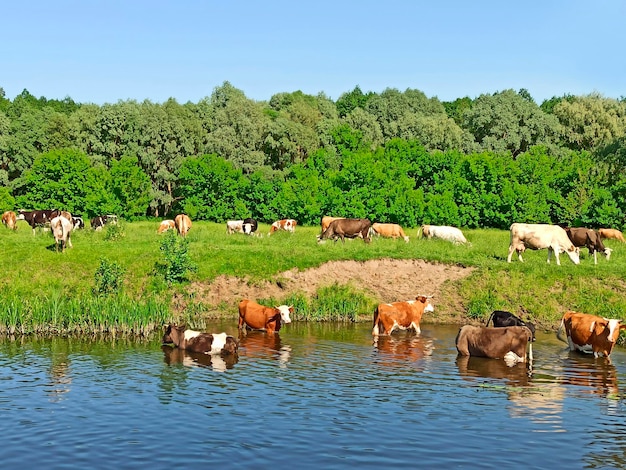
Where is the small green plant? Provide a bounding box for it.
[155,230,197,284]
[94,257,126,296]
[104,221,125,241]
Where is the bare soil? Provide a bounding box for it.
[181,258,475,324]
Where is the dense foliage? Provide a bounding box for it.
[1,84,626,229]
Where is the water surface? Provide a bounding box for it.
[1,322,625,469]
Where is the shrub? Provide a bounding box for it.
[155,230,197,284]
[94,257,126,296]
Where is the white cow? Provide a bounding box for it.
[420,225,467,244]
[50,215,73,253]
[507,223,580,265]
[226,220,244,234]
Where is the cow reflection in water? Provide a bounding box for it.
[162,345,238,372]
[456,355,531,387]
[562,352,620,400]
[373,335,434,366]
[238,331,292,368]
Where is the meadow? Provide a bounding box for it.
[1,220,626,335]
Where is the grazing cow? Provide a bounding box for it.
[157,219,176,234]
[2,211,17,230]
[557,311,626,359]
[455,325,534,365]
[71,216,85,230]
[419,225,467,244]
[269,219,297,235]
[565,227,611,264]
[91,214,117,231]
[486,310,536,341]
[50,215,73,253]
[226,220,245,234]
[318,218,372,243]
[174,214,192,237]
[321,216,344,234]
[371,223,409,242]
[17,209,58,234]
[163,324,238,356]
[598,228,626,243]
[238,299,293,334]
[242,217,258,236]
[507,223,580,265]
[372,295,434,336]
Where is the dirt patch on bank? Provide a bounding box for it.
[181,258,475,323]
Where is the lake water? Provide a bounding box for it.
[1,322,626,469]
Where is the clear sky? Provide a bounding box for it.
[2,0,624,105]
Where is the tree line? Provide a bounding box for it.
[1,83,625,229]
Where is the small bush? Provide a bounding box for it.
[104,221,125,241]
[94,257,126,296]
[154,230,197,284]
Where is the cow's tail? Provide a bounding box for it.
[372,306,380,336]
[485,311,495,327]
[556,317,567,343]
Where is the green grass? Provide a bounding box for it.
[2,221,626,334]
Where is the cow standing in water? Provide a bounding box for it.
[238,299,293,334]
[372,295,434,336]
[455,325,534,366]
[557,311,626,359]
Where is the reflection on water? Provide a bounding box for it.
[162,345,239,372]
[0,325,626,469]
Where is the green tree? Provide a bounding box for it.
[109,156,151,218]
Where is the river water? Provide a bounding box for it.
[1,322,625,469]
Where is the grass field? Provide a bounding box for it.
[2,220,626,335]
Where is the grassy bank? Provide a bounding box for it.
[1,220,626,335]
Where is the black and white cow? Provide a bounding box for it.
[91,214,118,231]
[17,210,58,234]
[486,310,536,341]
[72,216,85,230]
[243,217,258,236]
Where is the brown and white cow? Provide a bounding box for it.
[163,324,238,356]
[2,211,17,230]
[238,299,293,334]
[507,223,580,265]
[371,223,409,242]
[226,220,244,234]
[269,219,297,235]
[419,225,467,244]
[18,209,58,234]
[50,215,73,253]
[565,227,611,264]
[320,216,344,234]
[318,218,372,243]
[557,311,626,359]
[455,325,534,365]
[175,214,192,237]
[372,295,434,336]
[598,228,626,243]
[157,219,176,234]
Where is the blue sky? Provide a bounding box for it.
[2,0,624,105]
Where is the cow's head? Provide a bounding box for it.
[275,305,293,324]
[222,336,239,355]
[416,295,434,313]
[603,247,613,261]
[566,246,581,264]
[592,318,624,344]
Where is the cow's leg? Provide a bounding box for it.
[507,245,515,263]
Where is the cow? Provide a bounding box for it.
[565,227,611,265]
[455,325,534,366]
[242,217,258,236]
[269,219,297,235]
[71,216,85,230]
[507,223,580,265]
[371,223,409,242]
[91,214,117,231]
[2,211,17,230]
[372,295,434,336]
[321,216,344,234]
[598,228,626,243]
[486,310,536,341]
[162,324,238,356]
[50,215,73,253]
[17,209,58,234]
[318,218,372,243]
[174,214,192,237]
[557,311,626,359]
[157,219,176,234]
[238,299,293,335]
[226,220,244,234]
[419,225,467,244]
